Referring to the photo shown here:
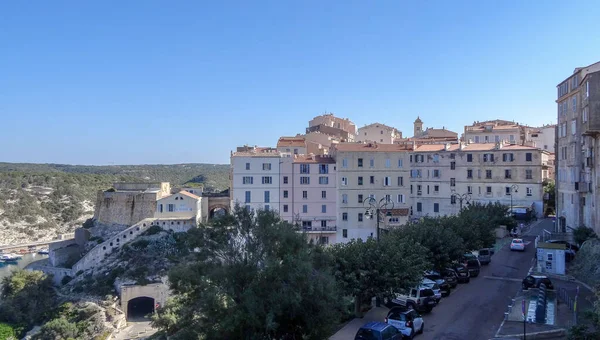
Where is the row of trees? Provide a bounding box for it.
[151,202,514,339]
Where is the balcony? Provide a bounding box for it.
[301,226,337,233]
[581,106,600,136]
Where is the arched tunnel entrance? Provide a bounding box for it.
[209,205,229,219]
[127,296,155,321]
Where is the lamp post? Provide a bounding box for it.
[450,190,471,211]
[509,184,519,217]
[363,196,394,242]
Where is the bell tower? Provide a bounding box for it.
[414,116,423,137]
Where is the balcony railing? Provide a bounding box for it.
[301,226,337,232]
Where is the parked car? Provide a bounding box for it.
[423,272,451,296]
[477,248,492,265]
[462,258,481,278]
[522,275,554,290]
[510,238,526,251]
[421,279,442,303]
[449,265,470,283]
[384,287,437,313]
[355,321,404,340]
[440,268,458,288]
[385,306,424,339]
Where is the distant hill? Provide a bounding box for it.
[0,163,229,246]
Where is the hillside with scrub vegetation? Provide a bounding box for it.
[0,162,229,246]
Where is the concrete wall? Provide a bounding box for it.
[94,191,159,226]
[49,239,78,267]
[120,282,169,319]
[26,262,74,286]
[50,244,82,268]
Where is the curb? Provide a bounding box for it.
[493,328,567,339]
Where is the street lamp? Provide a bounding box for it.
[509,184,519,217]
[363,196,394,241]
[450,190,471,211]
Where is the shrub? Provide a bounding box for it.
[143,225,162,236]
[132,240,150,250]
[61,276,73,285]
[574,226,597,246]
[0,322,16,340]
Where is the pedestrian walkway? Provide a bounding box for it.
[329,307,388,340]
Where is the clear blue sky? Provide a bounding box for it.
[1,1,599,165]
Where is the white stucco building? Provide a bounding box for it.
[357,123,402,144]
[155,190,204,224]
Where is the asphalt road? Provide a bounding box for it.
[417,219,552,340]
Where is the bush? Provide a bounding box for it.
[143,225,162,236]
[131,239,150,250]
[0,322,16,339]
[61,276,73,285]
[82,218,95,229]
[574,226,597,246]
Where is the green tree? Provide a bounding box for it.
[573,226,597,246]
[152,206,343,339]
[453,202,513,250]
[0,269,56,329]
[35,317,78,340]
[329,234,429,317]
[0,323,16,340]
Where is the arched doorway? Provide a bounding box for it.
[127,296,155,321]
[209,206,228,219]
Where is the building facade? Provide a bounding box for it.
[530,125,557,153]
[334,143,412,243]
[155,190,203,224]
[357,123,402,144]
[230,148,284,212]
[279,154,337,244]
[463,120,556,154]
[307,113,357,142]
[276,136,307,155]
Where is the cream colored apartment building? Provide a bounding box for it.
[333,143,412,243]
[410,142,546,219]
[357,123,402,144]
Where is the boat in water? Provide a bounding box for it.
[0,253,21,262]
[37,248,50,255]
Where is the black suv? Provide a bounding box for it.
[424,271,451,296]
[463,259,481,278]
[522,275,554,290]
[450,265,470,283]
[440,268,458,288]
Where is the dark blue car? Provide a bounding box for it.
[355,321,405,340]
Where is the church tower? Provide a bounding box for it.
[414,116,423,137]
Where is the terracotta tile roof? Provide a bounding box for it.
[178,190,201,200]
[334,142,414,152]
[277,137,306,148]
[292,154,336,164]
[415,143,540,152]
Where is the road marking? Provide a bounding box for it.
[483,276,522,283]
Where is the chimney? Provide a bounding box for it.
[444,143,450,151]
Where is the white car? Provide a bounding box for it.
[385,306,425,338]
[510,238,526,251]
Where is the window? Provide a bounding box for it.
[510,135,515,142]
[158,204,163,213]
[397,176,404,186]
[245,191,251,203]
[397,194,405,203]
[262,176,272,184]
[319,176,329,185]
[384,176,391,186]
[410,185,413,194]
[483,153,494,162]
[283,205,288,212]
[341,177,347,186]
[467,169,473,178]
[434,185,439,193]
[485,136,489,142]
[302,191,308,199]
[450,178,456,187]
[417,202,422,212]
[385,194,391,202]
[294,148,298,154]
[526,170,532,180]
[503,153,514,162]
[358,158,363,167]
[343,229,348,238]
[467,154,473,162]
[505,187,511,196]
[300,176,310,185]
[505,169,512,179]
[322,205,327,213]
[300,164,310,173]
[385,159,391,168]
[302,205,308,213]
[243,176,253,184]
[434,203,439,213]
[525,153,532,162]
[583,107,589,122]
[319,164,329,174]
[342,213,348,221]
[475,136,480,143]
[450,196,456,204]
[467,186,472,194]
[358,213,363,222]
[283,176,288,184]
[264,191,270,203]
[586,81,590,97]
[398,159,403,168]
[486,170,492,179]
[495,135,500,142]
[573,96,577,113]
[417,185,422,194]
[451,161,456,170]
[486,186,492,194]
[433,169,440,178]
[411,169,421,178]
[264,205,270,211]
[571,120,576,135]
[358,194,364,203]
[342,158,348,168]
[358,176,363,185]
[245,163,250,170]
[321,190,327,199]
[370,159,375,167]
[370,176,375,184]
[283,190,288,198]
[262,163,272,170]
[380,130,384,134]
[342,194,348,203]
[433,154,440,163]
